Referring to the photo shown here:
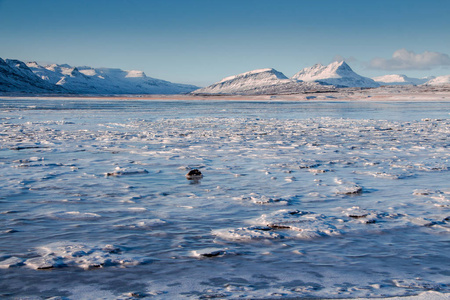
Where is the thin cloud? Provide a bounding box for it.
[369,49,450,70]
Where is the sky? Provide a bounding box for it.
[0,0,449,86]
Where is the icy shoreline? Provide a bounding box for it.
[0,83,449,101]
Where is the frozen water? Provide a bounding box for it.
[0,98,449,299]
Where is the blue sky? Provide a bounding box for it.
[0,0,449,86]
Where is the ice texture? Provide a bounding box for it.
[0,99,449,299]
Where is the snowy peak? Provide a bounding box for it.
[292,61,351,81]
[0,57,67,94]
[219,68,288,83]
[125,70,147,78]
[372,74,432,86]
[193,68,292,95]
[292,61,379,88]
[424,75,450,86]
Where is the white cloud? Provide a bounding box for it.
[369,49,450,70]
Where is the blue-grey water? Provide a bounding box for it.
[0,99,449,299]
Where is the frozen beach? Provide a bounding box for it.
[0,97,449,299]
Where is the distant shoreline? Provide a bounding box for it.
[1,85,450,102]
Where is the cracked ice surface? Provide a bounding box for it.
[0,99,449,299]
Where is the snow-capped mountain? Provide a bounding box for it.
[192,68,334,95]
[292,61,380,88]
[26,62,199,94]
[0,57,199,95]
[0,58,66,93]
[372,74,433,86]
[423,75,450,86]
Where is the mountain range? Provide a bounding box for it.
[194,61,379,95]
[191,68,335,95]
[1,57,449,95]
[0,58,198,95]
[194,61,450,95]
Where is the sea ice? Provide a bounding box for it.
[51,211,101,220]
[24,242,149,270]
[0,256,24,269]
[235,193,290,205]
[114,218,166,229]
[212,226,284,241]
[1,99,450,299]
[254,209,342,239]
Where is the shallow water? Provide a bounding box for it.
[0,99,449,299]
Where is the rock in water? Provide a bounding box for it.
[186,169,203,180]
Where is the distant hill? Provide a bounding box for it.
[424,75,450,86]
[372,74,433,86]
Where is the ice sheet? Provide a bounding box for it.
[0,99,449,299]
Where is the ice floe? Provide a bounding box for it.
[50,211,102,220]
[0,256,24,269]
[23,242,149,270]
[114,218,166,229]
[234,193,290,205]
[255,209,342,239]
[212,226,284,241]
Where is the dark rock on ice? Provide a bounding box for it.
[105,167,149,177]
[186,169,203,180]
[255,209,342,239]
[191,247,238,258]
[129,291,149,298]
[343,207,380,224]
[103,244,122,254]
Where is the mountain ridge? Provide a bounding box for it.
[192,68,335,95]
[372,74,433,86]
[0,58,67,94]
[1,57,199,95]
[193,61,380,95]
